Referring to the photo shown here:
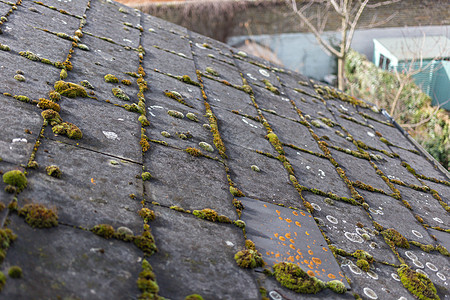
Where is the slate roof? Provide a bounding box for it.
[0,0,449,299]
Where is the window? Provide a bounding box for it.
[379,54,391,70]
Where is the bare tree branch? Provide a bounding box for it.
[399,99,449,128]
[345,0,369,52]
[366,0,401,8]
[286,0,341,57]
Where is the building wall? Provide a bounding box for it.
[433,61,450,110]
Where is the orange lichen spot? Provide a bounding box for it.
[266,251,271,255]
[263,204,267,207]
[297,249,303,256]
[285,218,292,223]
[339,272,344,278]
[312,257,322,265]
[275,253,280,258]
[300,211,306,216]
[287,256,294,262]
[307,270,315,277]
[305,231,310,236]
[279,236,286,242]
[307,265,314,269]
[294,232,298,237]
[275,209,281,215]
[289,239,295,244]
[292,211,299,216]
[295,221,301,227]
[322,247,328,252]
[328,273,336,279]
[91,178,96,184]
[304,259,309,264]
[285,233,291,239]
[322,269,326,272]
[289,244,296,250]
[274,233,279,238]
[307,245,311,249]
[296,255,300,260]
[278,216,283,220]
[308,250,314,255]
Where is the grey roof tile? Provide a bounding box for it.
[0,0,449,299]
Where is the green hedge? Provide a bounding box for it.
[345,50,449,170]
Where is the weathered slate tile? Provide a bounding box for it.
[226,144,301,205]
[252,85,300,120]
[33,0,90,16]
[45,97,143,163]
[146,70,205,113]
[195,55,243,87]
[285,147,352,198]
[18,138,143,230]
[143,145,236,219]
[212,106,277,155]
[357,189,435,245]
[83,0,141,48]
[142,28,192,59]
[2,214,142,299]
[0,94,42,165]
[265,113,322,153]
[148,206,260,299]
[240,198,349,287]
[303,192,398,265]
[397,185,450,229]
[373,153,423,186]
[202,77,256,116]
[330,149,392,193]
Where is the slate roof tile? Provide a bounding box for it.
[0,0,449,299]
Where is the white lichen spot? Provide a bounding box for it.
[268,290,282,300]
[281,97,289,102]
[123,39,133,44]
[213,97,221,102]
[391,273,400,281]
[259,69,270,77]
[405,251,418,261]
[348,263,362,275]
[367,131,375,137]
[12,138,27,143]
[225,241,234,247]
[326,215,338,224]
[412,230,423,238]
[356,228,368,236]
[306,166,311,170]
[344,232,364,243]
[436,272,446,281]
[432,217,443,223]
[310,203,321,211]
[117,118,124,121]
[246,73,257,80]
[318,169,325,179]
[339,105,348,112]
[367,270,378,280]
[363,287,378,299]
[241,117,258,128]
[398,297,407,300]
[102,131,119,140]
[425,262,438,272]
[412,259,424,268]
[416,269,428,277]
[195,43,206,49]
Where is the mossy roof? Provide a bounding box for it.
[0,0,449,299]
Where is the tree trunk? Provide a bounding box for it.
[337,55,345,91]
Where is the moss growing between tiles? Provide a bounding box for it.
[262,79,280,95]
[192,208,219,222]
[52,122,83,139]
[49,91,61,102]
[8,266,22,279]
[18,203,58,228]
[54,81,88,98]
[112,87,130,101]
[0,228,17,263]
[0,272,5,291]
[272,262,325,294]
[104,74,119,83]
[206,67,219,77]
[45,165,62,178]
[397,264,440,300]
[164,90,190,107]
[37,98,60,112]
[138,208,155,223]
[234,249,265,268]
[167,110,184,119]
[185,294,204,300]
[266,132,284,155]
[134,225,157,256]
[382,228,409,249]
[3,170,27,193]
[229,186,245,197]
[137,259,163,300]
[142,172,152,181]
[91,224,115,239]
